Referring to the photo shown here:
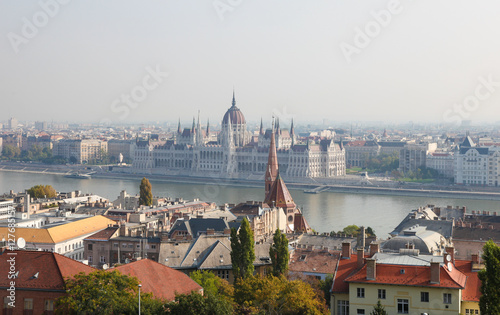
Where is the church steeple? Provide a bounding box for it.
[259,118,264,135]
[206,119,210,136]
[265,118,279,199]
[191,117,196,133]
[177,118,182,134]
[290,118,296,146]
[232,89,236,107]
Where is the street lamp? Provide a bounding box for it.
[138,284,142,315]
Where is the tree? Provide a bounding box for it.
[190,270,234,303]
[479,240,500,314]
[230,217,255,281]
[234,275,328,315]
[2,144,21,159]
[342,224,360,236]
[56,270,164,314]
[164,292,233,315]
[27,184,56,199]
[371,300,388,315]
[318,274,333,306]
[139,177,153,206]
[270,228,289,276]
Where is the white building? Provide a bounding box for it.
[426,151,454,178]
[454,135,500,186]
[132,92,346,179]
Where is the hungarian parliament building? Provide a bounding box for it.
[132,93,346,179]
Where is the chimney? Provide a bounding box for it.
[445,246,455,265]
[342,242,351,259]
[430,261,440,284]
[360,226,366,249]
[357,248,364,269]
[369,242,380,257]
[223,228,231,235]
[366,258,376,280]
[471,254,479,264]
[206,228,215,235]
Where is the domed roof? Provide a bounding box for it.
[222,92,246,125]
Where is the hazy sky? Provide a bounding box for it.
[2,1,500,127]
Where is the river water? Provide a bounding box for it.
[1,171,499,238]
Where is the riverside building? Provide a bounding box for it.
[132,92,346,179]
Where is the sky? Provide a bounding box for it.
[1,0,500,128]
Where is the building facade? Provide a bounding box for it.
[132,93,346,179]
[53,139,108,164]
[454,135,500,186]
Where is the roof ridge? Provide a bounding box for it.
[196,240,221,267]
[179,235,201,266]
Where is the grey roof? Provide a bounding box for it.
[373,252,443,266]
[168,218,229,238]
[459,147,489,155]
[382,229,445,255]
[390,218,453,238]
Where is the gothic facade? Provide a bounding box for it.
[132,93,346,179]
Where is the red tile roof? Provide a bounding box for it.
[289,249,340,274]
[346,263,466,289]
[264,173,296,210]
[112,259,202,301]
[0,250,95,291]
[455,260,481,302]
[331,254,359,293]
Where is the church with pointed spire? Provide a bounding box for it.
[263,118,311,232]
[133,90,345,179]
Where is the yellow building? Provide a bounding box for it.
[0,215,116,260]
[331,244,481,315]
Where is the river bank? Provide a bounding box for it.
[2,161,500,201]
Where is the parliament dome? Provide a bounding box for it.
[222,92,246,125]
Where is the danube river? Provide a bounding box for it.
[1,171,500,238]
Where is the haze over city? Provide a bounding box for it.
[2,0,500,125]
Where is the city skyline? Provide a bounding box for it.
[2,1,500,125]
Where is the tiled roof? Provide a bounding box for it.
[455,260,481,302]
[346,263,466,289]
[331,254,359,293]
[113,259,202,301]
[289,249,340,274]
[0,250,94,291]
[264,173,296,210]
[84,226,119,241]
[453,226,500,241]
[0,215,116,244]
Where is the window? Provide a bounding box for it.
[88,244,93,250]
[357,309,365,315]
[113,243,118,247]
[24,298,33,310]
[421,291,429,302]
[100,256,106,263]
[45,300,54,311]
[151,245,156,249]
[378,289,386,299]
[4,297,13,309]
[337,300,349,315]
[397,299,409,314]
[443,293,452,304]
[357,287,365,298]
[88,255,92,263]
[217,270,228,279]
